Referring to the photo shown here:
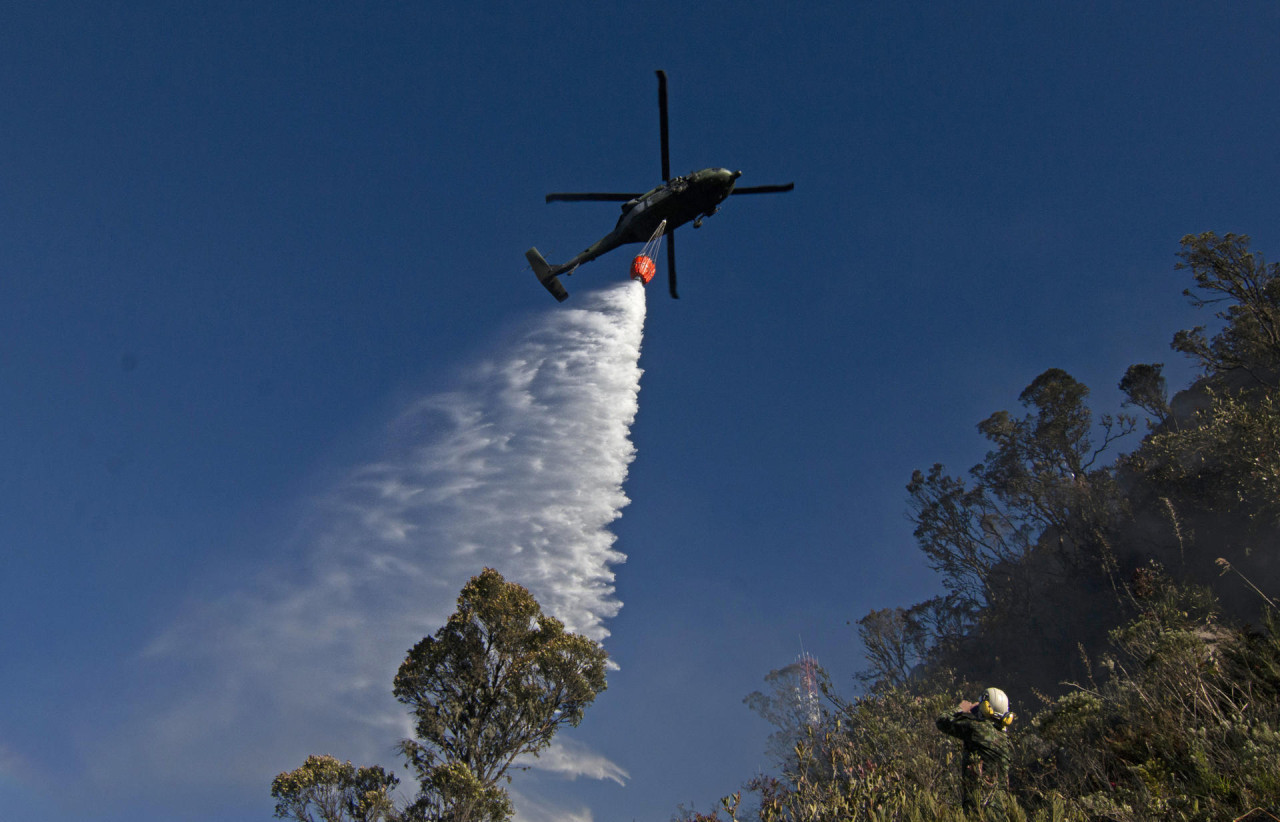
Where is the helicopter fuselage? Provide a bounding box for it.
[559,167,741,274]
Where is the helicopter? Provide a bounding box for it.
[526,70,794,302]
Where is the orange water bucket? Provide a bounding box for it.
[630,254,656,284]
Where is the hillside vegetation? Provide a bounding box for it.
[726,233,1280,822]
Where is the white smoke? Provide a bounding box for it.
[84,282,646,810]
[516,738,630,785]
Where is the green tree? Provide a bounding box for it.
[855,607,927,690]
[902,369,1136,690]
[1119,363,1171,428]
[392,567,608,822]
[270,755,399,822]
[744,658,829,769]
[1122,232,1280,598]
[854,601,967,690]
[909,370,1132,617]
[1138,386,1280,525]
[1170,231,1280,382]
[272,569,608,822]
[1030,569,1280,821]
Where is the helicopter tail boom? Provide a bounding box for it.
[525,248,570,302]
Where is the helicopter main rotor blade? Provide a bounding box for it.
[667,226,679,299]
[545,192,641,203]
[657,69,671,183]
[729,183,796,195]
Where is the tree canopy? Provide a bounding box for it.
[392,568,608,822]
[270,756,398,822]
[271,568,608,822]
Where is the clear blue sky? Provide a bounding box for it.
[3,3,1279,820]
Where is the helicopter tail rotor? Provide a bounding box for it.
[526,247,570,302]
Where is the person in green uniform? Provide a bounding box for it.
[936,687,1015,814]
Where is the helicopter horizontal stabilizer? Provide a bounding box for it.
[526,247,569,302]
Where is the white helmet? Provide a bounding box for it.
[980,687,1010,718]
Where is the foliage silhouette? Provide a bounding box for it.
[717,234,1280,821]
[272,568,607,822]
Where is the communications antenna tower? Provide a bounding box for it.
[796,643,822,727]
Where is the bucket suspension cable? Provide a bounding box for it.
[630,219,667,285]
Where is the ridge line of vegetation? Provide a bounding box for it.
[726,233,1280,822]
